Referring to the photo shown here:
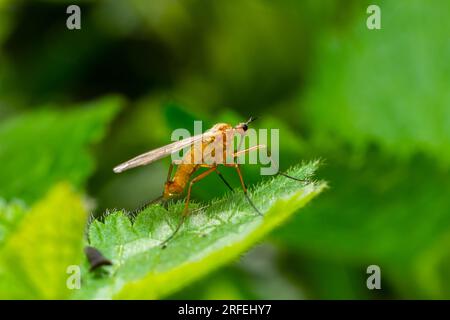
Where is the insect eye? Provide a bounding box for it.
[242,124,248,131]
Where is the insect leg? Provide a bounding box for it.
[214,168,234,191]
[161,166,217,248]
[129,195,164,218]
[161,163,176,210]
[234,145,310,183]
[224,163,262,216]
[182,167,217,216]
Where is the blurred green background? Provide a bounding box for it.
[1,0,450,299]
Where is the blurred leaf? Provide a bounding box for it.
[77,162,325,299]
[287,0,450,299]
[0,183,87,299]
[278,252,377,299]
[127,0,193,47]
[303,1,450,163]
[0,200,27,246]
[273,156,450,298]
[0,96,122,203]
[413,231,450,298]
[163,101,212,133]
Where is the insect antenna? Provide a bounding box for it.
[246,116,258,125]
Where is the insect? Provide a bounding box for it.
[113,117,301,246]
[84,246,112,272]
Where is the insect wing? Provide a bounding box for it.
[113,132,210,173]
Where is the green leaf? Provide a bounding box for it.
[0,183,87,299]
[0,96,122,203]
[78,162,326,299]
[302,1,450,163]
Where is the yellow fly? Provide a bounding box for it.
[114,117,299,246]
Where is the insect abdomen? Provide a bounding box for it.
[163,164,198,199]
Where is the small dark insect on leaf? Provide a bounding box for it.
[84,246,112,272]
